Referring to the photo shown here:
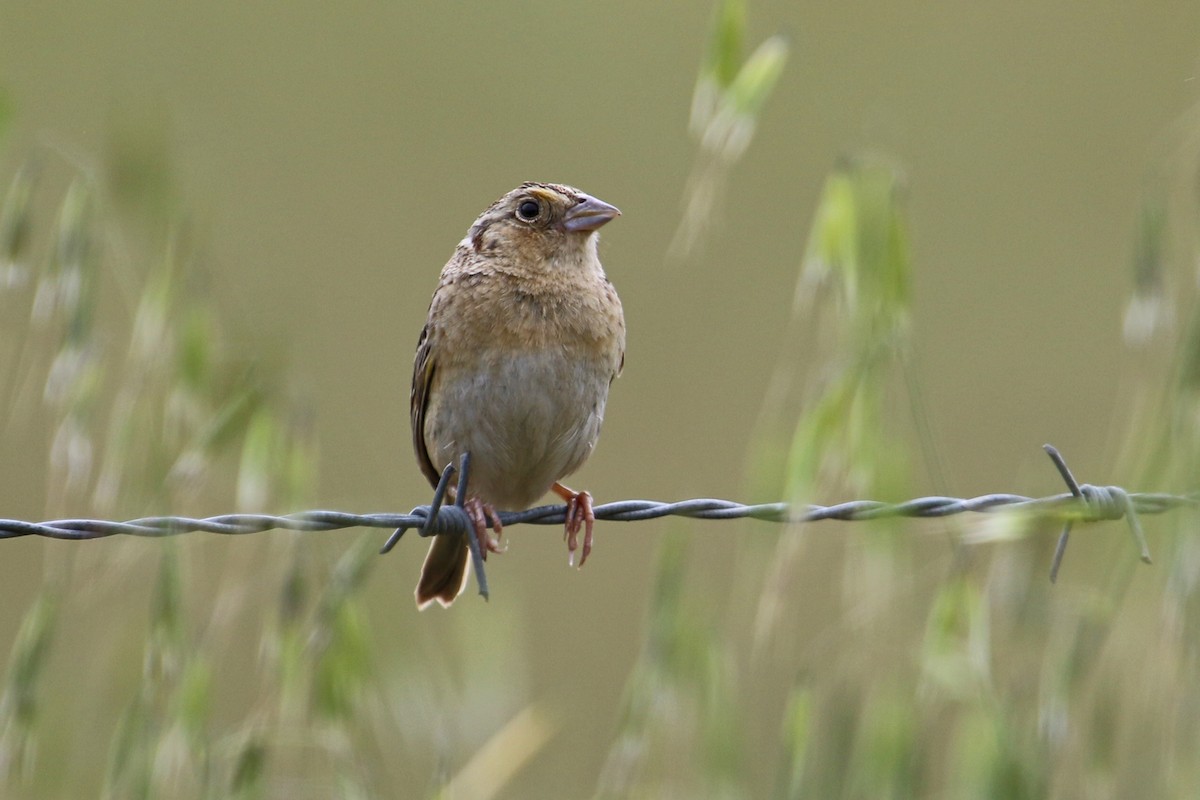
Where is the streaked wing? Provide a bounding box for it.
[410,320,441,488]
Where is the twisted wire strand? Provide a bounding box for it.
[0,443,1180,599]
[4,445,1196,599]
[2,489,1195,542]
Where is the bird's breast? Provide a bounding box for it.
[425,347,614,510]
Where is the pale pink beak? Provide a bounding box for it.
[562,194,621,232]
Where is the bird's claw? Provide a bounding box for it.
[562,489,594,568]
[465,497,506,558]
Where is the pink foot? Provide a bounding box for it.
[553,482,594,567]
[464,497,506,558]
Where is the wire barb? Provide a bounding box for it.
[455,453,490,602]
[1044,444,1152,583]
[381,452,491,601]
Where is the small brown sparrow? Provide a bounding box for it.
[410,182,625,609]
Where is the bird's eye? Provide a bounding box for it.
[516,199,541,221]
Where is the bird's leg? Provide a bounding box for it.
[552,482,594,567]
[463,497,506,558]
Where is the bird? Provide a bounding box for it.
[410,182,625,609]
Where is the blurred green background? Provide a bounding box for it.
[2,1,1200,797]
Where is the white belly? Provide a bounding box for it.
[425,350,610,510]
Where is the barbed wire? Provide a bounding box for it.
[2,489,1192,541]
[1,446,1195,597]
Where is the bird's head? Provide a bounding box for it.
[466,182,620,273]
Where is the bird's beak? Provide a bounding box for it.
[562,194,621,232]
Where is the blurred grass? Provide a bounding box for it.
[671,0,788,259]
[0,99,544,798]
[0,103,400,798]
[594,532,743,799]
[595,3,1200,797]
[3,1,1200,797]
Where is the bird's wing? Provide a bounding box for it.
[410,320,441,489]
[607,278,625,382]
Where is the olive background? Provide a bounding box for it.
[1,1,1198,797]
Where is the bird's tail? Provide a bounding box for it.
[415,534,470,609]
